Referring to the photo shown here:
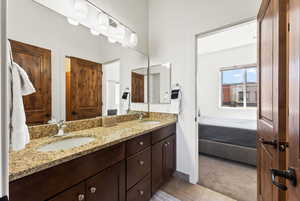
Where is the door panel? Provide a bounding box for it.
[10,40,51,125]
[131,72,145,103]
[48,182,86,201]
[85,162,125,201]
[288,0,300,200]
[66,57,102,121]
[257,0,288,201]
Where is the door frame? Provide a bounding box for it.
[0,0,9,198]
[194,17,256,184]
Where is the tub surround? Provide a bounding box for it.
[9,113,177,182]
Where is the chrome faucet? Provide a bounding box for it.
[139,112,144,121]
[54,120,66,137]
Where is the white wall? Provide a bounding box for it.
[148,0,261,183]
[198,44,257,120]
[8,0,148,121]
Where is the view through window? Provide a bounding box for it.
[221,65,257,108]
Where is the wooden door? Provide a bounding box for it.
[48,182,86,201]
[131,72,144,103]
[10,40,51,125]
[85,162,125,201]
[164,135,176,179]
[287,0,300,200]
[66,57,102,121]
[257,0,288,201]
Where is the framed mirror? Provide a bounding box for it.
[149,63,171,104]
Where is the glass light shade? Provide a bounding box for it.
[115,25,125,41]
[90,28,100,36]
[129,33,138,47]
[74,0,89,20]
[121,28,131,47]
[67,17,79,26]
[98,12,109,29]
[108,36,117,43]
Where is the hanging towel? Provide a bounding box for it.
[8,41,36,151]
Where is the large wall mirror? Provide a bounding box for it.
[8,0,149,125]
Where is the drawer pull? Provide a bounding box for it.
[78,194,85,201]
[90,187,97,194]
[164,143,168,147]
[139,141,144,146]
[139,160,145,166]
[139,190,145,196]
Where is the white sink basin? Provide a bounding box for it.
[141,120,161,125]
[37,137,96,152]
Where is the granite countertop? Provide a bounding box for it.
[9,118,177,182]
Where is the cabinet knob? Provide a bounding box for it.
[139,190,144,196]
[139,141,144,146]
[78,194,85,201]
[90,187,97,194]
[164,143,168,147]
[139,160,145,166]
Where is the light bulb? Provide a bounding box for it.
[67,17,79,26]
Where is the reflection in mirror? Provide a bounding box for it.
[131,68,148,103]
[149,63,171,104]
[8,0,149,125]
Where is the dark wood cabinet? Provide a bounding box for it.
[10,123,176,201]
[85,162,125,201]
[151,134,176,194]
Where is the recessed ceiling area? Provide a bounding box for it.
[197,21,257,55]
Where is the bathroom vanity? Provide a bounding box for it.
[9,121,176,201]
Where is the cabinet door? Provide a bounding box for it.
[85,162,125,201]
[48,182,85,201]
[164,135,176,179]
[151,135,176,194]
[151,140,165,194]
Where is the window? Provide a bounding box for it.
[221,65,257,108]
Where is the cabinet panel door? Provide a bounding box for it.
[151,140,165,194]
[48,182,85,201]
[164,135,176,179]
[85,161,125,201]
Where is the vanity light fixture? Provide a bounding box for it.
[66,0,138,47]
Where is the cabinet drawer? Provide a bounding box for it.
[48,182,86,201]
[151,124,176,144]
[127,175,151,201]
[127,148,151,190]
[126,134,150,157]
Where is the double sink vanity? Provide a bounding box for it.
[9,114,177,201]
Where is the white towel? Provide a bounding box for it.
[8,41,36,151]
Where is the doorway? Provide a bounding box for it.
[196,20,257,201]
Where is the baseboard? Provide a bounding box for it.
[0,196,8,201]
[173,171,190,182]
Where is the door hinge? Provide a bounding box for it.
[288,23,291,32]
[278,142,289,152]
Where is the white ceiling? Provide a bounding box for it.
[197,21,257,55]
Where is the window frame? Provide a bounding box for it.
[219,63,257,109]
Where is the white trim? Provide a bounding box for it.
[1,0,9,197]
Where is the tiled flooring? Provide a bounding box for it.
[161,177,236,201]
